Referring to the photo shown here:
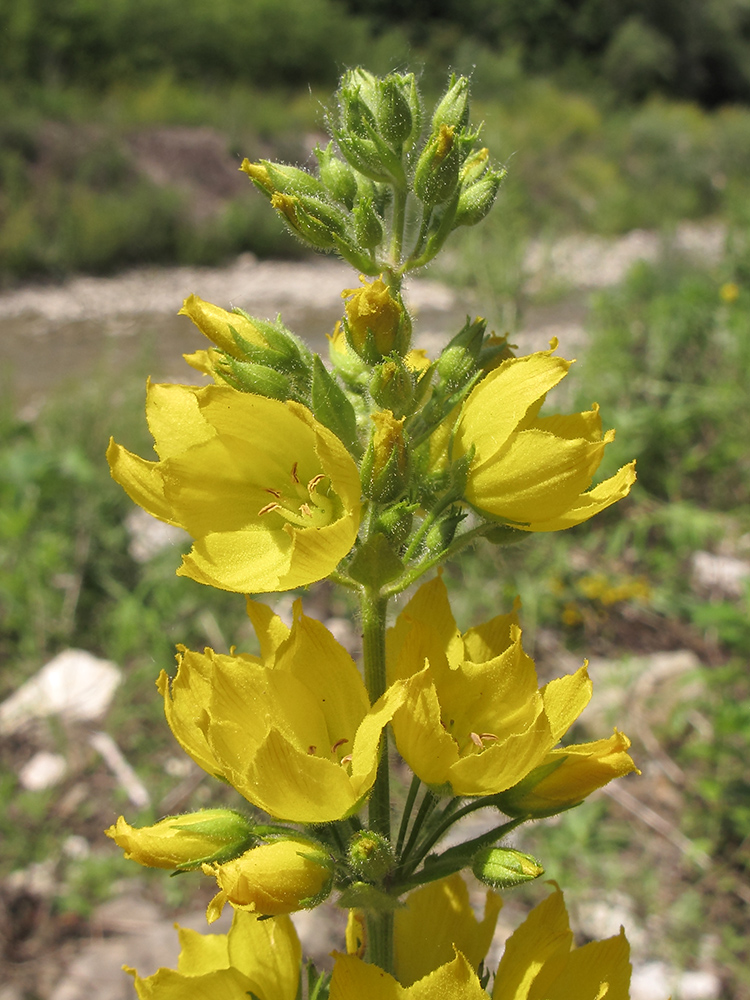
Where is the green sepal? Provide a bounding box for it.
[431,74,471,133]
[218,357,292,400]
[482,524,528,546]
[311,355,360,456]
[336,882,404,910]
[348,533,404,588]
[353,196,384,250]
[376,75,413,149]
[315,143,358,208]
[262,160,326,199]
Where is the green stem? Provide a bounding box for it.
[360,586,394,974]
[389,186,408,267]
[366,910,394,974]
[361,588,390,840]
[397,787,438,866]
[395,773,422,858]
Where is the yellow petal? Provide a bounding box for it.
[394,875,501,986]
[227,911,301,1000]
[128,966,256,999]
[179,294,267,357]
[107,440,179,526]
[391,670,461,787]
[176,925,229,975]
[521,462,637,532]
[159,658,224,779]
[540,664,592,743]
[465,428,611,523]
[493,888,573,1000]
[544,931,631,1000]
[455,351,572,463]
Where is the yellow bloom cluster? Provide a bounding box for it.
[128,880,632,999]
[106,68,646,1000]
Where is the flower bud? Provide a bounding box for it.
[342,276,410,362]
[495,731,639,819]
[271,192,344,250]
[348,831,394,883]
[240,158,275,197]
[372,500,415,547]
[454,169,506,229]
[436,316,487,390]
[262,160,325,198]
[204,837,333,923]
[472,847,544,889]
[375,75,413,149]
[459,147,490,186]
[315,143,358,208]
[414,124,460,206]
[353,196,384,250]
[106,810,257,871]
[217,356,293,400]
[360,410,409,502]
[369,357,414,416]
[179,294,267,359]
[431,74,471,133]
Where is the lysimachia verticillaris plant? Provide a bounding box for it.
[106,69,644,999]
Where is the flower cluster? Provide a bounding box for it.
[105,69,647,999]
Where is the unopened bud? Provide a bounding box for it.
[369,357,413,416]
[179,294,267,359]
[353,196,384,250]
[454,169,505,229]
[414,124,460,206]
[361,410,409,502]
[472,847,544,889]
[342,276,410,361]
[431,74,471,133]
[436,317,487,389]
[376,76,413,149]
[315,143,358,208]
[348,831,394,883]
[106,810,257,871]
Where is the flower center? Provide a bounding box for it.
[258,462,334,529]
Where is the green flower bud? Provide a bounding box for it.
[272,192,337,249]
[315,143,358,208]
[369,356,414,416]
[240,158,275,198]
[261,160,325,198]
[372,500,416,547]
[217,356,293,400]
[334,129,395,184]
[360,410,409,502]
[342,276,411,362]
[348,830,394,883]
[376,75,413,149]
[414,124,460,206]
[454,169,506,229]
[422,506,466,556]
[459,147,490,186]
[472,847,545,889]
[436,317,487,390]
[353,196,384,250]
[106,810,257,871]
[432,74,471,133]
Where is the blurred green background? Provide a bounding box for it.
[1,1,749,997]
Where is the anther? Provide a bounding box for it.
[290,462,300,484]
[331,738,349,754]
[258,502,282,516]
[307,745,317,755]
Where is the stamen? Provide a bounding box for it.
[307,474,325,492]
[470,732,484,748]
[307,745,317,755]
[258,502,282,516]
[340,754,353,765]
[290,461,300,484]
[299,503,312,517]
[331,738,349,754]
[265,487,282,498]
[479,732,498,742]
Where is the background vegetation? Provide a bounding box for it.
[1,1,749,996]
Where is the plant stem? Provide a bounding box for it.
[389,186,407,267]
[395,773,422,858]
[360,586,394,973]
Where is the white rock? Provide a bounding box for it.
[678,970,721,1000]
[125,507,186,563]
[631,961,674,1000]
[18,751,67,790]
[691,550,750,598]
[0,650,121,734]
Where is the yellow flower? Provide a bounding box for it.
[387,576,593,796]
[492,886,632,1000]
[127,908,300,999]
[160,598,405,823]
[393,874,502,986]
[107,382,361,593]
[453,349,636,531]
[342,275,409,358]
[330,951,489,1000]
[179,294,267,358]
[106,810,255,870]
[203,837,332,922]
[497,731,639,818]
